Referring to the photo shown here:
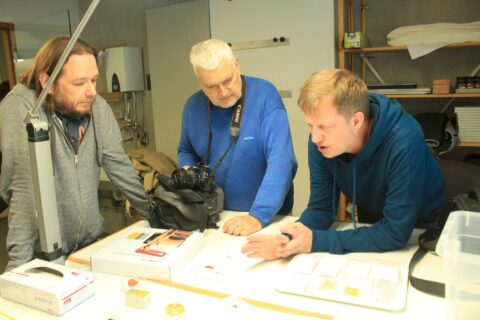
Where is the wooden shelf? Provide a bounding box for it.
[342,41,480,54]
[458,141,480,147]
[99,92,123,102]
[386,93,480,99]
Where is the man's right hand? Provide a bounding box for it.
[275,222,313,258]
[241,222,313,260]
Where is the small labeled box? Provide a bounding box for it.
[344,32,365,49]
[0,259,94,315]
[91,228,204,281]
[436,211,480,320]
[433,79,450,94]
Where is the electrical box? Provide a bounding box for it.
[105,46,144,92]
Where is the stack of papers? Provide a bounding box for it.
[368,84,432,94]
[455,107,480,142]
[276,254,408,311]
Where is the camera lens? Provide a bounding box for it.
[171,168,196,189]
[170,165,213,191]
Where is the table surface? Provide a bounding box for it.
[0,211,447,319]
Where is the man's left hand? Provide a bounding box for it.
[222,214,262,236]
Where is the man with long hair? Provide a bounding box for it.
[0,36,150,271]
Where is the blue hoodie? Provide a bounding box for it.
[298,94,445,253]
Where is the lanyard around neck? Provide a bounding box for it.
[201,75,246,173]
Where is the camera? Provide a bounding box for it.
[170,164,215,193]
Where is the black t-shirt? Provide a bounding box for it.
[55,110,89,153]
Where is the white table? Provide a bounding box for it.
[0,211,447,319]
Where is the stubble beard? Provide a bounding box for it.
[54,93,94,118]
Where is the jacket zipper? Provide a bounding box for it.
[52,115,87,247]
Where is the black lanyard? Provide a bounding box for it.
[201,75,246,175]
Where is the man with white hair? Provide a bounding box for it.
[178,39,297,236]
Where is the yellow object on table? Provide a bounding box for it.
[165,303,186,319]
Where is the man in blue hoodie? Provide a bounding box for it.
[242,68,445,259]
[178,39,297,236]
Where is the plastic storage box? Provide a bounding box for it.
[436,210,480,320]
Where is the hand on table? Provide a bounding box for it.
[241,222,313,260]
[276,222,313,257]
[222,214,262,236]
[241,233,289,260]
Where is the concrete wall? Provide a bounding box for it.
[0,0,79,59]
[348,0,480,115]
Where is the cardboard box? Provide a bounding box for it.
[433,79,450,94]
[344,32,365,48]
[436,211,480,320]
[0,259,95,315]
[91,228,204,281]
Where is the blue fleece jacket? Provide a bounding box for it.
[178,75,297,226]
[299,93,445,253]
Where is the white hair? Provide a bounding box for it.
[189,39,235,74]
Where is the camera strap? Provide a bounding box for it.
[202,75,246,175]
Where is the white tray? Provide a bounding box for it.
[276,253,408,311]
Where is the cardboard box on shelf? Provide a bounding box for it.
[433,79,450,94]
[344,32,365,49]
[0,259,94,315]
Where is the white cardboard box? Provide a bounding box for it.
[0,259,95,315]
[91,228,204,281]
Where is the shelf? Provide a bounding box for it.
[99,92,123,102]
[342,41,480,54]
[458,141,480,147]
[386,93,480,99]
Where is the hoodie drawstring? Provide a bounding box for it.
[332,163,337,221]
[351,159,358,230]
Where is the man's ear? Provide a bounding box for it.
[38,73,50,90]
[352,111,365,130]
[234,57,241,72]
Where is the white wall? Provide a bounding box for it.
[210,0,336,214]
[146,0,210,158]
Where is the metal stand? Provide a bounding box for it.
[23,0,101,263]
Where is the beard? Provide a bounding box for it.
[53,92,94,119]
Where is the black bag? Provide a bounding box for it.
[148,175,223,232]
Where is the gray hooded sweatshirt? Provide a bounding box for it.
[0,84,150,271]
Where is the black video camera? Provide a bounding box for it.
[170,164,215,193]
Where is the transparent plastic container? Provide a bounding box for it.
[436,211,480,320]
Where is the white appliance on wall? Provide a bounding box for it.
[105,46,144,92]
[209,0,335,214]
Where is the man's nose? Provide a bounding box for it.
[217,85,229,97]
[311,128,324,144]
[86,82,96,97]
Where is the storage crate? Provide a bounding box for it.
[436,211,480,320]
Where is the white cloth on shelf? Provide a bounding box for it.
[388,21,480,46]
[387,21,480,59]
